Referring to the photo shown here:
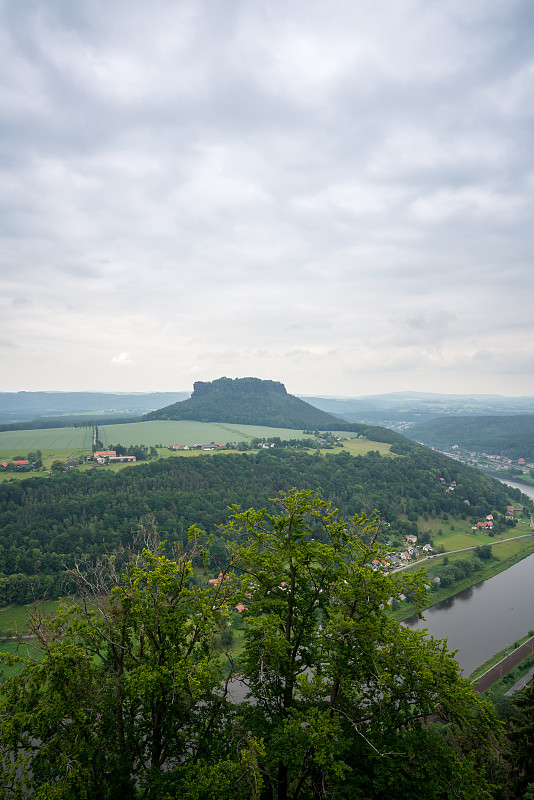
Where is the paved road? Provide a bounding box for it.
[472,636,534,693]
[393,532,534,572]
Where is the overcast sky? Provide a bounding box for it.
[1,0,533,397]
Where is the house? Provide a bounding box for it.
[405,535,417,544]
[109,455,136,462]
[11,460,29,466]
[422,544,433,553]
[94,451,116,458]
[208,572,224,586]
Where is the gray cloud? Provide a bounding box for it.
[0,0,533,395]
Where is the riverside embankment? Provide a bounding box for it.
[404,480,534,677]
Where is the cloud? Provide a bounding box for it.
[111,352,134,366]
[0,0,533,395]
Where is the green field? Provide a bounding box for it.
[417,517,533,552]
[0,599,63,635]
[0,426,93,457]
[99,420,360,448]
[343,438,393,457]
[0,420,389,481]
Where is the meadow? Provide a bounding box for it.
[99,420,361,448]
[0,420,390,482]
[0,426,93,456]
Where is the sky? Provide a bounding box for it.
[1,0,534,397]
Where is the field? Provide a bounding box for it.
[0,426,93,456]
[0,426,93,477]
[0,420,391,481]
[99,420,361,448]
[342,438,393,457]
[0,599,62,635]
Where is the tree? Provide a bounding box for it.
[507,679,534,798]
[475,544,493,560]
[0,529,261,800]
[227,490,498,800]
[0,492,500,800]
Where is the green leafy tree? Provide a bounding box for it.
[228,490,498,800]
[0,530,261,800]
[507,680,534,798]
[475,544,493,560]
[0,492,500,800]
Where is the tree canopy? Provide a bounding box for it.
[0,491,502,799]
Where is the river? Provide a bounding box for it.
[404,479,534,676]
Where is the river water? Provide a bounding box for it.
[404,479,534,676]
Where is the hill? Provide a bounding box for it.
[0,391,189,424]
[0,437,529,605]
[144,377,340,429]
[302,391,534,426]
[408,414,534,460]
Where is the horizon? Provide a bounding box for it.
[2,385,534,402]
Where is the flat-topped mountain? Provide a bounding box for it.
[144,377,340,429]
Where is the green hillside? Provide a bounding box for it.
[0,440,527,605]
[144,377,340,429]
[408,414,534,459]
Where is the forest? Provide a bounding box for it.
[408,415,534,460]
[0,444,520,606]
[1,490,532,799]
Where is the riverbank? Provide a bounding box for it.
[470,636,534,695]
[390,534,534,622]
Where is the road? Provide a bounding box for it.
[393,532,534,572]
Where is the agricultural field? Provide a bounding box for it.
[0,420,389,481]
[342,438,393,457]
[99,420,361,448]
[0,426,93,456]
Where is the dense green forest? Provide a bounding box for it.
[145,377,340,428]
[3,491,531,800]
[0,444,520,606]
[408,415,534,460]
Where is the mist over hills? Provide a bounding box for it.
[302,391,534,426]
[0,391,190,424]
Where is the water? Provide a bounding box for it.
[404,479,534,675]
